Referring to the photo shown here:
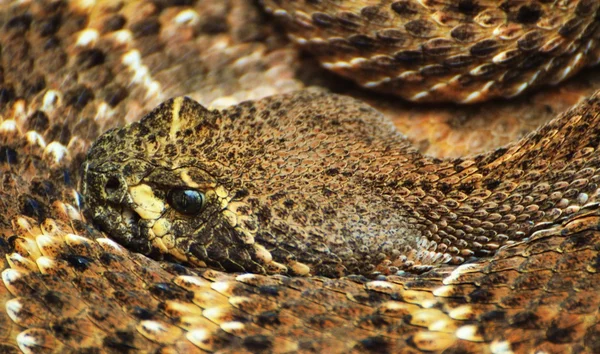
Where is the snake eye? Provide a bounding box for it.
[167,189,205,215]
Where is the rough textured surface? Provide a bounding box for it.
[83,90,600,280]
[262,0,600,103]
[0,0,600,353]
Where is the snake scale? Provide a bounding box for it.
[1,0,600,353]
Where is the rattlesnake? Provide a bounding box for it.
[1,1,600,353]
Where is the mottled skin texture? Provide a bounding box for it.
[0,0,600,353]
[83,90,600,280]
[262,0,600,102]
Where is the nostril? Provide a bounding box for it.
[105,177,121,194]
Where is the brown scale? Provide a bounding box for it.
[0,0,599,353]
[262,0,600,103]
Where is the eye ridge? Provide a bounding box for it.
[167,189,205,215]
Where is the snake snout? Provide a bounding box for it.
[82,167,128,207]
[80,162,149,251]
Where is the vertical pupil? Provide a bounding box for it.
[170,189,204,214]
[182,191,196,207]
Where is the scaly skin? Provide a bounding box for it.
[83,90,600,280]
[0,1,600,353]
[262,0,600,103]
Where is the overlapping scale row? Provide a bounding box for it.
[262,0,600,103]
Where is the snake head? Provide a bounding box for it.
[81,97,292,274]
[82,91,439,278]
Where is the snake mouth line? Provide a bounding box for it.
[121,207,142,240]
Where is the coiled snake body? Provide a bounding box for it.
[1,1,600,353]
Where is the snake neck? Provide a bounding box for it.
[380,94,600,264]
[214,90,600,275]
